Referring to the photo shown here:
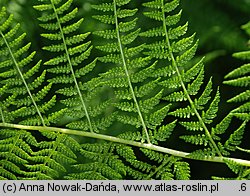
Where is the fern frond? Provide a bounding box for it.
[152,120,176,143]
[118,130,142,141]
[141,0,224,158]
[34,0,113,134]
[211,114,233,140]
[0,7,47,126]
[92,0,172,145]
[0,4,84,180]
[0,6,60,179]
[223,122,246,153]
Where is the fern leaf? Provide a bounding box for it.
[211,114,233,140]
[194,78,213,109]
[35,0,113,134]
[143,0,179,12]
[180,121,203,131]
[141,0,224,157]
[223,122,246,152]
[202,88,220,124]
[148,104,171,127]
[228,90,250,103]
[92,0,173,145]
[4,1,88,180]
[119,18,138,32]
[118,131,142,141]
[225,63,250,79]
[223,159,244,176]
[153,120,176,142]
[224,76,250,87]
[0,7,61,128]
[93,29,117,39]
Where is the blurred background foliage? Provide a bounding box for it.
[0,0,249,179]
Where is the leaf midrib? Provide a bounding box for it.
[160,0,222,157]
[0,30,45,126]
[50,0,94,133]
[113,0,151,144]
[1,122,250,167]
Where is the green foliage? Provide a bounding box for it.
[224,21,250,121]
[0,0,249,180]
[33,0,115,134]
[0,4,80,179]
[92,0,175,144]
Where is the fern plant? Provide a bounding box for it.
[0,0,250,180]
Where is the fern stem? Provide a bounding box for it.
[49,0,94,133]
[1,122,250,167]
[113,0,151,144]
[0,107,4,123]
[160,0,222,157]
[145,155,172,179]
[0,31,46,126]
